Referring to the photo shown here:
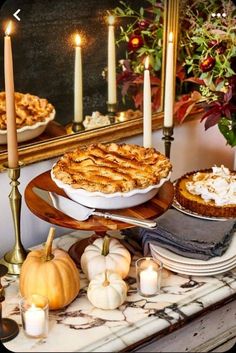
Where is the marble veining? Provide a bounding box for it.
[3,230,236,352]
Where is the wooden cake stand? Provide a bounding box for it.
[25,170,174,264]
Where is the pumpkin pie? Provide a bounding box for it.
[175,166,236,217]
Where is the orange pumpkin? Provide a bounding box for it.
[19,228,80,310]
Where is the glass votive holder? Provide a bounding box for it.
[136,257,163,297]
[19,294,49,338]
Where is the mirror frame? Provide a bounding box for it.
[0,0,179,171]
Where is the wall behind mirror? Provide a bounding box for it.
[0,0,165,148]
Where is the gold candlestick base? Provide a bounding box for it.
[162,126,174,159]
[107,103,117,124]
[72,121,85,133]
[0,164,28,276]
[65,121,85,134]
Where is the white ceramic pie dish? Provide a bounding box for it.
[0,109,55,144]
[51,168,171,210]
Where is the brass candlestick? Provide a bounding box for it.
[65,120,85,134]
[107,102,117,124]
[71,120,85,133]
[0,264,19,342]
[162,126,174,159]
[0,164,28,276]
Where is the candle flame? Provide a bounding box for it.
[108,15,115,25]
[29,303,37,310]
[5,21,12,36]
[75,34,81,46]
[144,56,149,69]
[118,112,126,122]
[169,32,173,43]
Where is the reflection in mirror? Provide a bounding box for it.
[111,0,165,114]
[0,0,166,155]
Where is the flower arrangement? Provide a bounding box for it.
[111,0,164,112]
[176,0,236,146]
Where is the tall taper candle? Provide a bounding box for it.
[143,56,152,148]
[4,21,18,168]
[164,32,174,127]
[74,34,83,123]
[107,15,117,105]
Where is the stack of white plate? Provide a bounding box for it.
[150,234,236,276]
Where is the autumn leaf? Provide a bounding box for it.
[176,63,186,82]
[133,90,143,109]
[176,101,198,122]
[174,91,203,123]
[152,86,161,111]
[203,109,222,130]
[184,77,205,85]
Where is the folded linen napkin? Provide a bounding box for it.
[123,209,236,260]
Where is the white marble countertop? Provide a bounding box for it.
[2,230,236,352]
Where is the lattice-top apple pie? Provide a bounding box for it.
[0,92,55,130]
[52,143,172,194]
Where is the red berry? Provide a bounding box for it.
[200,56,216,72]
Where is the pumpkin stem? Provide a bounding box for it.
[101,236,110,256]
[44,227,55,261]
[103,270,110,287]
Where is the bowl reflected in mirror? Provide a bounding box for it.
[0,110,55,145]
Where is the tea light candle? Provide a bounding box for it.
[164,32,174,127]
[24,304,45,337]
[4,21,19,168]
[143,56,152,147]
[107,15,117,105]
[140,265,158,295]
[74,34,83,123]
[136,257,162,297]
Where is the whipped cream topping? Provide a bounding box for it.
[186,165,236,206]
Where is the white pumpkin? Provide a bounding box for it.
[81,236,131,280]
[87,270,128,309]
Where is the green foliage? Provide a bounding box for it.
[110,0,164,111]
[218,117,236,147]
[112,0,163,74]
[176,0,236,147]
[179,0,236,98]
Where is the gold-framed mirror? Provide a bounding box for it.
[0,0,179,170]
